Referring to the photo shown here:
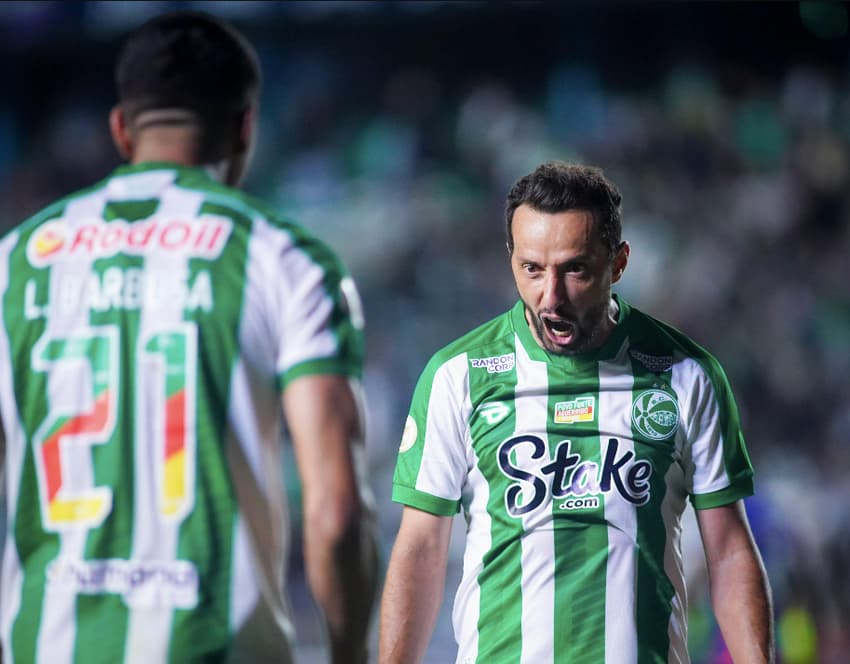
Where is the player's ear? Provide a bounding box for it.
[238,106,256,154]
[612,241,630,284]
[109,106,133,160]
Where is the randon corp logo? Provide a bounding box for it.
[26,215,233,269]
[631,389,679,441]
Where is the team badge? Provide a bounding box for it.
[631,390,679,440]
[399,416,418,453]
[554,396,595,424]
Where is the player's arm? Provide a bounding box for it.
[379,505,453,664]
[283,374,378,664]
[696,500,775,664]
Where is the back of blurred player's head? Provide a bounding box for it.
[115,11,261,126]
[505,161,623,259]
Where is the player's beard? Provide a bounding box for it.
[525,298,612,356]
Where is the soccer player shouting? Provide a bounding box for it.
[380,162,774,664]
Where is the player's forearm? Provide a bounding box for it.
[304,501,379,664]
[710,546,775,663]
[378,538,447,663]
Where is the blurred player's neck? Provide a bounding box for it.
[131,125,241,185]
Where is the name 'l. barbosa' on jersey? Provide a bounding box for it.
[24,266,214,319]
[497,435,652,517]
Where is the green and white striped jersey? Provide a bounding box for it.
[393,297,753,664]
[0,163,364,663]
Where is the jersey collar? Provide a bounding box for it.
[510,294,630,369]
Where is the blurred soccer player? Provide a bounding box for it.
[0,11,377,663]
[379,162,774,663]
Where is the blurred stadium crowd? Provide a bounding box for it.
[1,2,848,662]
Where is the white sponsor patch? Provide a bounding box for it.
[46,558,198,609]
[554,396,595,424]
[469,353,515,374]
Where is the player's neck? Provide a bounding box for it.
[130,130,237,184]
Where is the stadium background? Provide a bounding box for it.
[2,1,848,662]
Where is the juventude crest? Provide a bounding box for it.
[631,390,679,440]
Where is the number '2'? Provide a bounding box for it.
[31,324,198,531]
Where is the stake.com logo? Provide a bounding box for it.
[26,216,233,269]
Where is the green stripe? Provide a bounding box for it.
[629,357,676,664]
[5,222,54,659]
[468,337,521,663]
[548,362,607,664]
[166,201,252,661]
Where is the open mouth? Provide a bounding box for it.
[541,315,577,346]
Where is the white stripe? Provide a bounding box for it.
[672,355,730,495]
[513,337,554,664]
[106,170,177,201]
[416,355,470,502]
[229,515,259,633]
[452,373,482,664]
[0,231,25,661]
[36,189,108,664]
[124,185,203,664]
[599,356,638,664]
[664,354,709,664]
[660,467,689,664]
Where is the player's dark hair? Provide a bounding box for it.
[505,161,623,257]
[115,11,261,122]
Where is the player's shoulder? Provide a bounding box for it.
[425,306,516,372]
[4,178,105,242]
[172,168,347,269]
[623,298,729,379]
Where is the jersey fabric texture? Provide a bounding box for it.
[0,162,364,664]
[392,297,754,664]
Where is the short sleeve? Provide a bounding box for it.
[269,229,364,388]
[675,354,754,510]
[392,353,471,517]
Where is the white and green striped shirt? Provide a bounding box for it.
[393,297,753,664]
[0,163,364,663]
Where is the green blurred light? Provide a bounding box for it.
[778,606,819,664]
[799,1,849,39]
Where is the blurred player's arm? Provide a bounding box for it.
[696,500,775,664]
[284,374,378,664]
[379,506,453,664]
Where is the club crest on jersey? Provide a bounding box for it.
[26,215,233,269]
[469,353,515,374]
[629,350,673,373]
[553,396,595,424]
[631,389,679,440]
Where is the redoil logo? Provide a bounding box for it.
[26,215,233,268]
